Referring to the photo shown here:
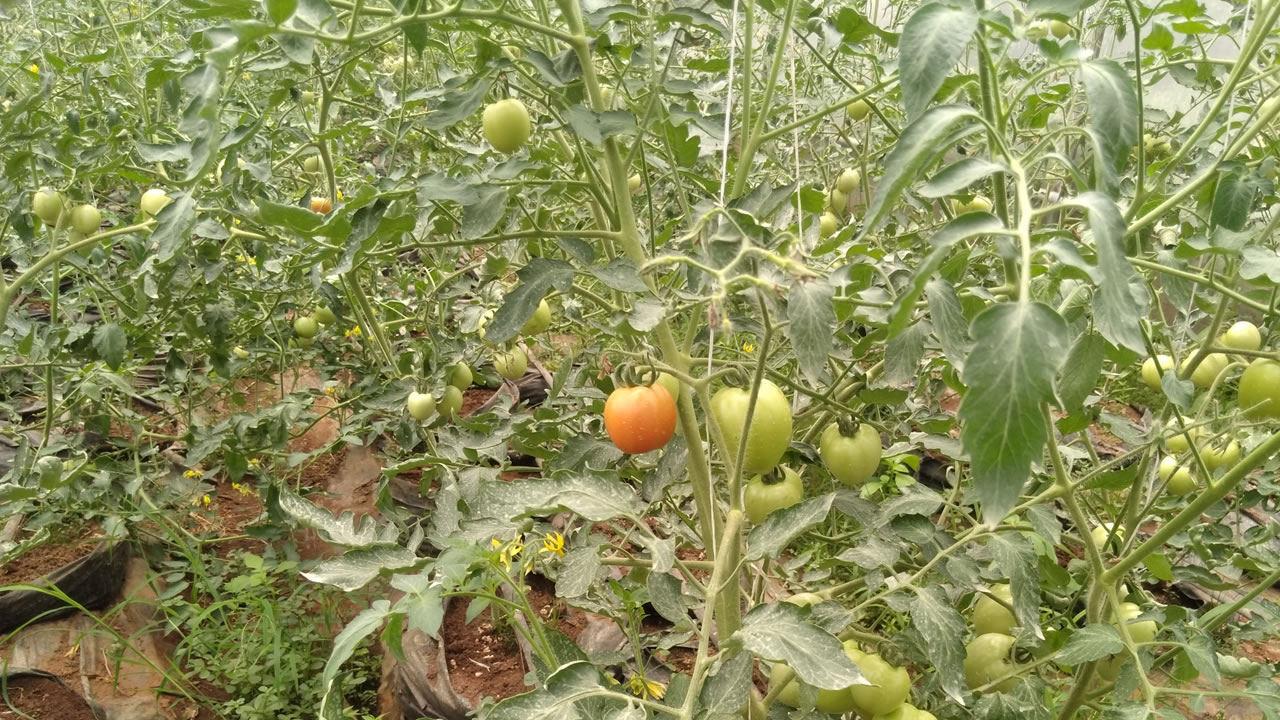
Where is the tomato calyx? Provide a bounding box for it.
[834,415,863,438]
[757,466,790,486]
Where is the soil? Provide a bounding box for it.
[440,596,531,705]
[0,531,100,586]
[0,676,96,720]
[460,388,497,417]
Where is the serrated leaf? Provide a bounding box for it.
[899,3,979,119]
[1081,60,1137,172]
[958,302,1069,524]
[424,79,490,131]
[461,184,509,239]
[92,323,127,370]
[647,571,689,626]
[277,487,380,546]
[1185,632,1220,688]
[486,662,612,720]
[591,257,649,293]
[1058,332,1105,411]
[1211,162,1265,231]
[151,192,198,262]
[988,533,1043,639]
[302,545,421,591]
[728,603,865,689]
[1067,192,1147,353]
[562,105,638,145]
[859,105,982,237]
[787,277,836,384]
[1056,624,1124,665]
[919,158,1010,198]
[486,259,575,344]
[699,653,752,715]
[927,278,974,373]
[746,494,834,560]
[557,545,602,598]
[911,585,968,703]
[889,213,1003,338]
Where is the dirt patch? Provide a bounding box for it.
[0,676,96,720]
[209,480,266,558]
[441,597,531,705]
[525,574,588,642]
[300,448,347,491]
[0,531,99,586]
[1239,639,1280,664]
[460,388,497,417]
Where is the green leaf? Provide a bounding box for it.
[257,199,324,235]
[264,0,297,23]
[486,259,575,344]
[1058,332,1105,411]
[746,494,835,560]
[92,323,127,370]
[910,585,968,703]
[899,3,979,119]
[1241,246,1280,284]
[787,277,836,384]
[1080,60,1138,172]
[958,302,1069,524]
[461,184,509,239]
[591,258,648,293]
[1185,631,1221,689]
[881,319,931,387]
[151,192,198,262]
[699,653,752,715]
[557,545,602,598]
[1067,192,1147,354]
[277,487,381,546]
[318,600,391,720]
[1142,552,1174,581]
[859,105,982,237]
[889,212,1004,338]
[927,278,974,373]
[728,602,865,690]
[486,662,612,720]
[1028,0,1102,17]
[1211,162,1265,232]
[919,158,1010,198]
[988,533,1042,639]
[1142,23,1175,51]
[424,79,490,131]
[647,571,689,627]
[1056,624,1125,665]
[302,546,421,591]
[562,105,639,146]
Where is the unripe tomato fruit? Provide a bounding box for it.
[655,372,680,402]
[294,316,319,338]
[784,592,823,607]
[303,156,321,172]
[847,98,870,121]
[311,197,333,214]
[493,347,528,380]
[819,212,838,238]
[1114,602,1157,644]
[233,346,250,359]
[847,645,911,716]
[314,306,337,325]
[439,385,464,419]
[482,98,532,153]
[711,379,793,475]
[873,704,936,720]
[1202,439,1240,470]
[1142,355,1173,389]
[1222,321,1262,351]
[1181,352,1228,388]
[521,299,552,335]
[1091,523,1124,550]
[604,385,677,454]
[296,337,315,348]
[1165,425,1203,453]
[448,362,473,389]
[69,204,101,234]
[743,466,804,524]
[140,188,172,217]
[964,633,1016,691]
[836,168,862,193]
[953,195,992,214]
[828,187,847,212]
[628,174,643,194]
[1158,456,1195,495]
[973,584,1016,636]
[32,188,67,225]
[819,422,882,487]
[1240,359,1280,419]
[300,90,316,104]
[1050,19,1070,37]
[407,391,436,420]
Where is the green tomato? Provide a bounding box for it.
[1222,321,1262,351]
[819,211,838,238]
[407,391,436,421]
[1050,19,1071,37]
[847,98,870,121]
[769,663,804,709]
[964,633,1017,691]
[32,188,67,225]
[872,704,924,720]
[743,466,804,524]
[1202,439,1240,471]
[482,98,532,153]
[294,316,319,339]
[784,593,823,607]
[1165,425,1203,454]
[1181,352,1228,388]
[711,379,793,475]
[1141,355,1173,389]
[69,204,101,235]
[654,372,680,402]
[439,385,464,420]
[628,174,643,194]
[973,584,1016,636]
[819,422,882,487]
[295,337,315,348]
[303,155,321,173]
[493,347,528,380]
[300,90,316,104]
[953,196,992,214]
[1240,359,1280,419]
[848,645,911,717]
[314,306,337,325]
[1114,602,1157,644]
[1091,523,1124,550]
[827,187,847,212]
[836,168,862,194]
[448,362,473,389]
[140,188,172,217]
[1158,456,1196,496]
[233,345,250,359]
[521,298,552,335]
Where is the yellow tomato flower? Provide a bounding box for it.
[540,532,565,557]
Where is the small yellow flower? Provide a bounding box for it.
[231,482,257,497]
[183,469,204,479]
[344,325,362,339]
[191,494,211,507]
[248,458,261,468]
[540,532,565,557]
[491,535,524,570]
[325,386,336,394]
[336,188,344,201]
[627,674,665,700]
[28,64,38,74]
[742,341,756,353]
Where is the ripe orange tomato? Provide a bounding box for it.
[604,385,677,454]
[311,197,333,214]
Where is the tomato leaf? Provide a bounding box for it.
[899,3,979,120]
[926,278,974,373]
[699,653,753,716]
[1211,162,1268,232]
[485,662,611,720]
[92,322,127,371]
[1066,192,1148,354]
[786,277,836,384]
[562,105,639,146]
[958,302,1068,524]
[318,600,392,720]
[746,494,835,561]
[919,158,1010,198]
[1057,332,1105,412]
[264,0,297,24]
[727,602,866,690]
[889,212,1004,339]
[486,259,574,344]
[461,184,510,239]
[302,545,421,591]
[423,79,490,131]
[859,105,982,238]
[1055,624,1124,665]
[988,532,1043,640]
[910,585,969,704]
[151,192,198,262]
[1080,60,1137,173]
